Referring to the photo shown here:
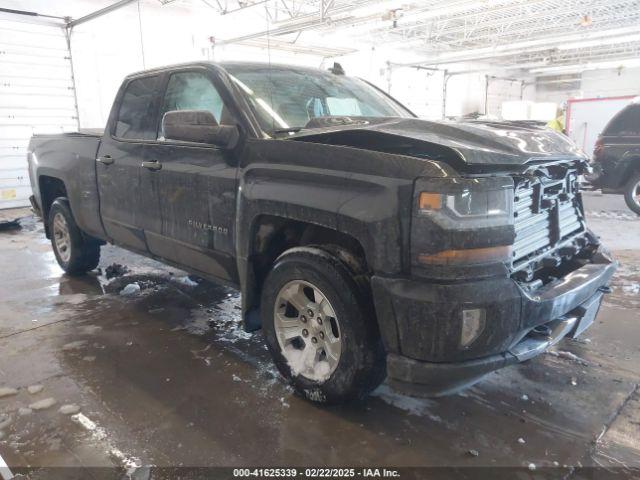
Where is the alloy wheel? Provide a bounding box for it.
[273,280,342,382]
[52,212,71,263]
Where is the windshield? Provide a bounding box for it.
[223,64,414,134]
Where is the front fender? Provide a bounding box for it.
[234,138,455,329]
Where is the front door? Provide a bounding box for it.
[142,69,239,283]
[96,73,163,253]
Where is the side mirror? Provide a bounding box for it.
[162,110,239,149]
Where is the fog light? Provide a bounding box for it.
[461,308,486,348]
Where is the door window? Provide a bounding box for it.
[159,72,232,139]
[114,75,162,140]
[604,105,640,136]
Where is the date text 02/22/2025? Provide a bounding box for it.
[233,468,401,478]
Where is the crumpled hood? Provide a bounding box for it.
[289,117,587,168]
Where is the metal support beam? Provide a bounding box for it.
[0,7,66,20]
[67,0,137,28]
[0,6,66,26]
[321,0,335,20]
[64,27,81,130]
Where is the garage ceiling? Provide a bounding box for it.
[209,0,640,74]
[4,0,639,75]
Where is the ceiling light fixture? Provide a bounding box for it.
[557,33,640,50]
[530,58,640,75]
[580,14,592,27]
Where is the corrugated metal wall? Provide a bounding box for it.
[0,16,77,209]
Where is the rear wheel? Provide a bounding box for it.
[261,247,385,404]
[48,198,100,275]
[624,172,640,215]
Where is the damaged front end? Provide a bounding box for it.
[371,155,616,397]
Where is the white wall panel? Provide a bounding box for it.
[486,77,524,119]
[390,68,445,120]
[0,17,77,209]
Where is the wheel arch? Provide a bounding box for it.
[620,155,640,182]
[239,213,372,332]
[38,175,68,238]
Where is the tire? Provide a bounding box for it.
[261,246,386,404]
[624,172,640,215]
[48,197,100,275]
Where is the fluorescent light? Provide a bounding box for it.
[397,25,640,67]
[347,0,408,18]
[394,0,509,26]
[558,33,640,50]
[530,58,640,75]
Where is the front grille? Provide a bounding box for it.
[512,162,585,273]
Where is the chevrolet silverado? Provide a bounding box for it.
[28,61,616,403]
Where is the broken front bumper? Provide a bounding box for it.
[371,246,616,396]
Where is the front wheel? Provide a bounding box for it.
[261,247,385,404]
[48,198,100,275]
[624,172,640,215]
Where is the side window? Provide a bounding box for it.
[605,105,640,136]
[114,75,161,140]
[159,71,231,138]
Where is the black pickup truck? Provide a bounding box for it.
[590,101,640,214]
[28,61,615,403]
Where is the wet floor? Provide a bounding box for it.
[0,192,639,479]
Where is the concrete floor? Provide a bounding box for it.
[0,192,639,479]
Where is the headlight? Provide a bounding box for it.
[417,177,514,229]
[414,176,515,267]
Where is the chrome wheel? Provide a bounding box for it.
[633,181,640,208]
[52,212,71,263]
[274,280,341,382]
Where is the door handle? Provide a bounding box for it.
[142,160,162,171]
[97,155,114,165]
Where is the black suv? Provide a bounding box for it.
[591,102,640,214]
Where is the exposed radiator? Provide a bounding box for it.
[512,162,586,274]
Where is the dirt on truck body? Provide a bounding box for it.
[27,61,615,403]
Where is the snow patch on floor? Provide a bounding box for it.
[62,340,87,351]
[372,384,441,420]
[80,325,103,335]
[120,283,141,296]
[27,384,44,395]
[180,310,212,336]
[72,413,142,473]
[59,404,80,415]
[182,293,255,344]
[0,387,18,398]
[174,276,199,287]
[29,397,57,411]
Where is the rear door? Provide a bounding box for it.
[96,74,163,253]
[143,68,240,282]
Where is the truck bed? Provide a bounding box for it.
[28,130,105,240]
